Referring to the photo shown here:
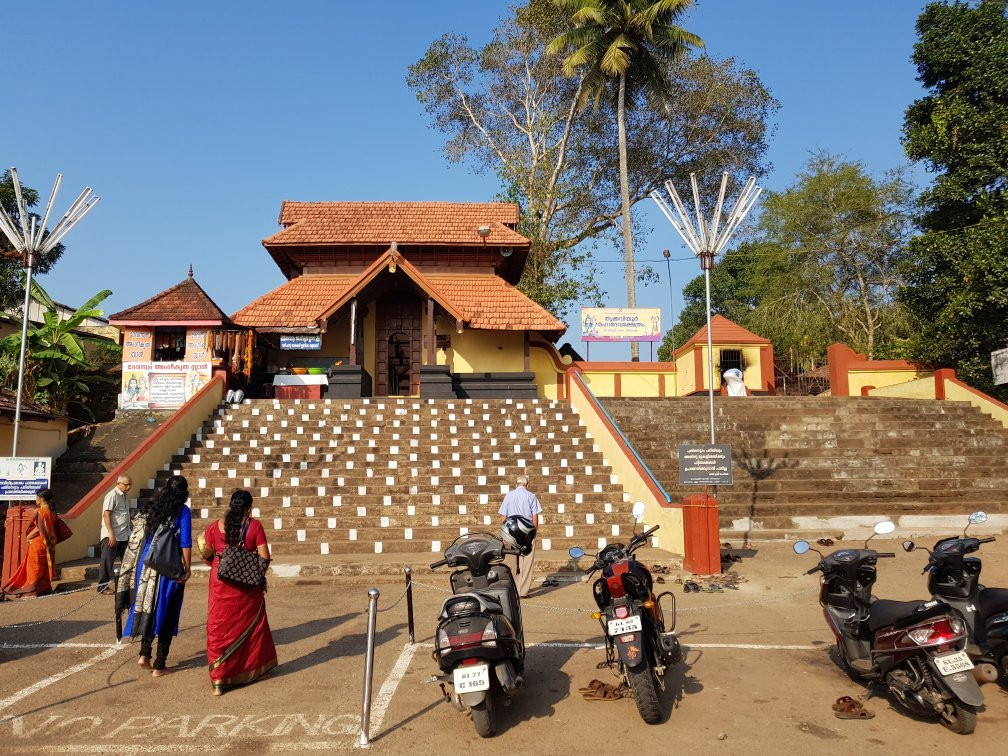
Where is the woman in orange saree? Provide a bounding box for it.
[2,489,57,597]
[199,490,277,695]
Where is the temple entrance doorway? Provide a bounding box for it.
[375,296,421,396]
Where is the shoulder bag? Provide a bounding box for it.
[143,519,185,580]
[53,516,73,544]
[217,520,269,587]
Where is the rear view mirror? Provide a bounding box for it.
[969,511,988,525]
[874,521,896,536]
[902,540,915,552]
[793,541,810,555]
[569,546,585,559]
[631,502,646,522]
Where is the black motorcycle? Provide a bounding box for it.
[569,503,680,724]
[430,533,524,737]
[795,521,983,734]
[903,511,1008,685]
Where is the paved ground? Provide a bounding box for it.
[3,537,1008,754]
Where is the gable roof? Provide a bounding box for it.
[231,258,566,339]
[263,202,530,247]
[676,314,768,356]
[109,271,232,325]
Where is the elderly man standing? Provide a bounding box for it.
[499,474,542,598]
[97,475,132,594]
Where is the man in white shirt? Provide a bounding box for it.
[499,474,542,598]
[97,475,132,593]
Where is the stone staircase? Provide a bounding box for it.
[142,398,637,559]
[601,396,1008,541]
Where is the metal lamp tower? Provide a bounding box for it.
[0,168,100,455]
[650,172,762,444]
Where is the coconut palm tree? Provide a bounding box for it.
[548,0,703,359]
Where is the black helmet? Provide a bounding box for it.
[500,515,536,555]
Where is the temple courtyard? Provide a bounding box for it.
[3,540,1008,753]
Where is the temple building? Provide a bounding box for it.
[230,201,565,399]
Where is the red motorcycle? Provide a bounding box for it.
[570,503,680,724]
[795,521,983,734]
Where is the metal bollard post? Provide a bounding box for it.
[360,587,380,747]
[404,566,414,645]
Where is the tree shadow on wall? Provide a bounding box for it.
[737,449,799,546]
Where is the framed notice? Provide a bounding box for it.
[280,335,322,351]
[993,347,1008,386]
[581,307,661,342]
[121,361,211,410]
[678,444,733,486]
[0,457,51,500]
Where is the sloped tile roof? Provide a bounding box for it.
[264,202,530,247]
[231,270,566,337]
[677,314,769,355]
[425,274,566,335]
[231,275,358,330]
[109,273,231,324]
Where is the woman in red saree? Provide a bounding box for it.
[2,489,57,597]
[199,489,277,695]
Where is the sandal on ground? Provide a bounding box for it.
[832,696,874,720]
[578,679,606,694]
[656,576,666,584]
[583,683,624,701]
[817,538,835,547]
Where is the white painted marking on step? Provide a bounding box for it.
[362,643,417,747]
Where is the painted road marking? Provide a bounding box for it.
[416,641,821,651]
[0,645,122,715]
[0,643,114,650]
[359,642,418,747]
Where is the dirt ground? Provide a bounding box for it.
[2,537,1008,754]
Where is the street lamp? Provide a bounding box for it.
[662,249,676,358]
[650,172,762,445]
[0,168,100,455]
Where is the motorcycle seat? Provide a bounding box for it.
[979,588,1008,621]
[869,599,947,633]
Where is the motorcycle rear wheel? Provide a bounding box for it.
[939,701,977,735]
[627,661,664,724]
[470,682,498,738]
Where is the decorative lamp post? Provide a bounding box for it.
[650,172,761,444]
[662,249,677,359]
[0,168,100,455]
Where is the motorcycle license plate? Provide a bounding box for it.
[607,615,643,635]
[934,651,974,676]
[453,663,490,692]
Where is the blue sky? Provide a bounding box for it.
[6,0,931,360]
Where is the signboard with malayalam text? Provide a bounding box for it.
[678,444,733,486]
[993,347,1008,386]
[0,456,52,500]
[581,307,661,343]
[280,335,322,351]
[121,361,211,410]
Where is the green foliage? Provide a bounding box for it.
[901,0,1008,398]
[659,154,914,368]
[408,3,776,322]
[0,170,67,310]
[0,279,120,421]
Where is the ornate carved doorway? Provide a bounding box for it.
[375,296,421,396]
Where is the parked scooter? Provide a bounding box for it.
[903,511,1008,685]
[429,519,532,738]
[569,502,681,724]
[794,520,983,734]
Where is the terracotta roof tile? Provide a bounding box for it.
[231,275,358,330]
[677,314,768,355]
[109,274,231,324]
[264,202,530,247]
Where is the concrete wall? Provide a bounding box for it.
[0,417,70,459]
[566,373,683,556]
[868,376,937,400]
[57,374,226,563]
[450,329,525,374]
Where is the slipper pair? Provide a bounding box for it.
[581,680,629,700]
[720,554,742,563]
[817,538,836,547]
[683,580,702,593]
[656,576,666,584]
[832,695,874,720]
[542,577,560,587]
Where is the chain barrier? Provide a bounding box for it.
[0,588,103,629]
[375,584,410,613]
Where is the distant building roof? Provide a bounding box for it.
[264,201,530,248]
[0,390,54,422]
[676,314,769,356]
[109,268,232,325]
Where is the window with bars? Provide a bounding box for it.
[719,349,743,374]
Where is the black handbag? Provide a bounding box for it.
[217,520,269,587]
[143,520,185,580]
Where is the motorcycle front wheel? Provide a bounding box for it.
[627,661,664,724]
[939,700,977,735]
[470,681,498,737]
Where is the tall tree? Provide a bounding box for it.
[901,0,1008,397]
[0,170,67,310]
[408,2,773,320]
[548,0,703,358]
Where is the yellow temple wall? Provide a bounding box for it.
[450,330,525,374]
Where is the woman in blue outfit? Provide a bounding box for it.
[116,475,192,676]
